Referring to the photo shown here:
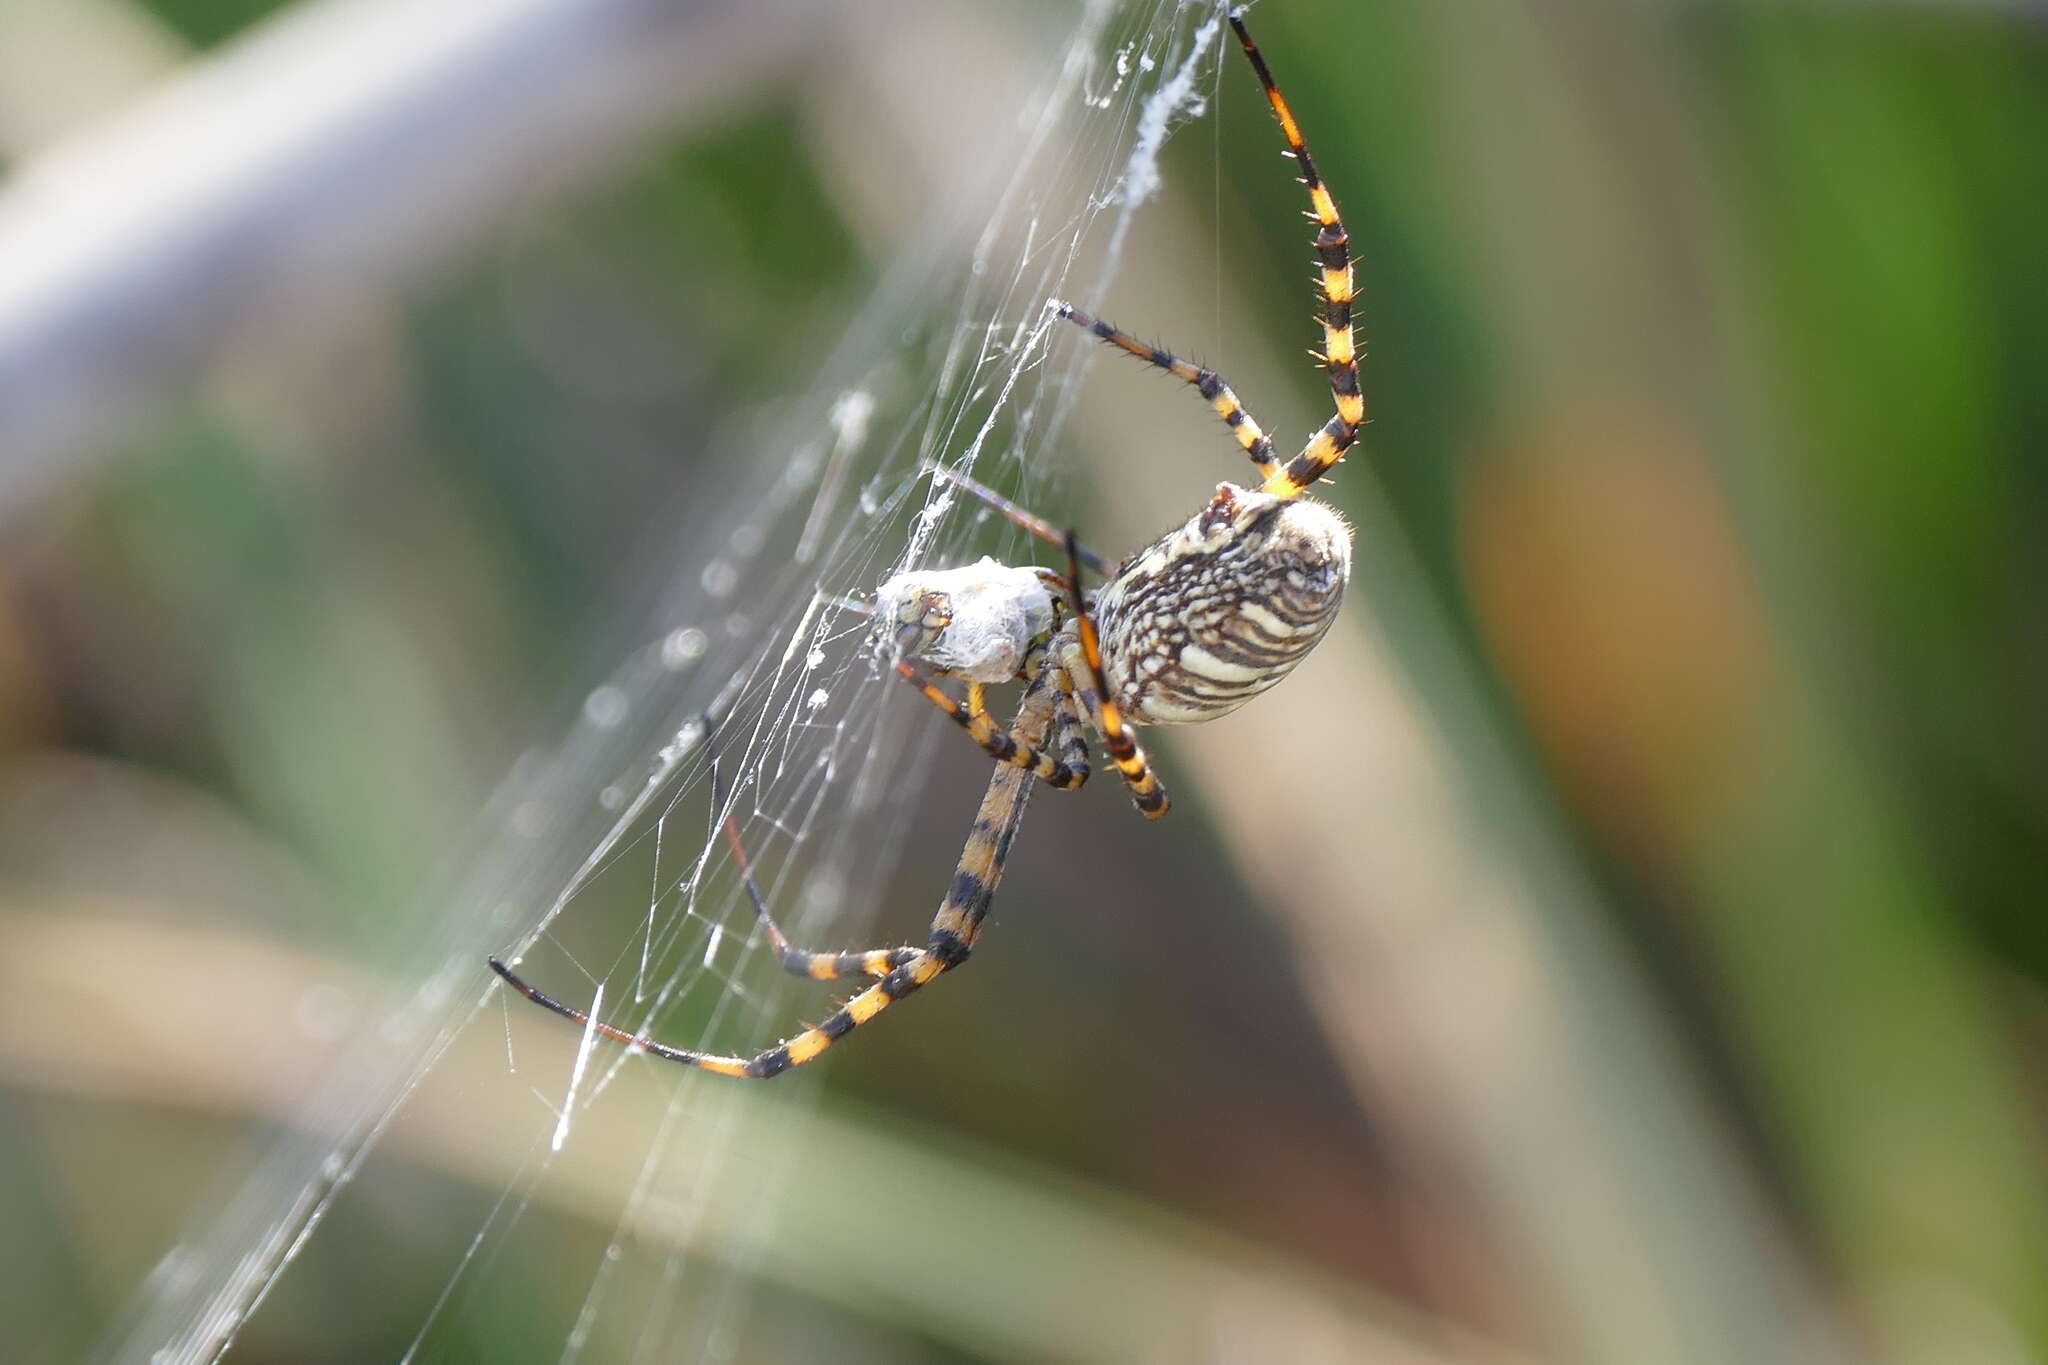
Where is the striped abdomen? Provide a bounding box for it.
[1093,484,1351,727]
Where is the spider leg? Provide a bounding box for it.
[1047,675,1091,784]
[705,718,921,980]
[1053,304,1281,482]
[924,463,1112,575]
[490,683,1054,1079]
[1061,530,1170,818]
[893,661,1090,790]
[489,952,943,1078]
[910,672,1054,963]
[1230,11,1363,499]
[715,808,923,980]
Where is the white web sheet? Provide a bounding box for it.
[106,3,1239,1361]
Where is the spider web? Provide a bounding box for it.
[105,3,1238,1360]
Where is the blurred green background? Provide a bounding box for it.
[1,0,2043,1362]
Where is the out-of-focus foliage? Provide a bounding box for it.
[2,1,2043,1363]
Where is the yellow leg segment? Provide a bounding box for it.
[896,662,1088,790]
[1231,12,1365,498]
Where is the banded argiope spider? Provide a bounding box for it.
[491,10,1362,1078]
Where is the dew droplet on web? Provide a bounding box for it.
[583,684,629,728]
[512,799,549,838]
[701,559,738,597]
[803,870,844,918]
[829,388,874,449]
[661,626,709,668]
[659,720,704,764]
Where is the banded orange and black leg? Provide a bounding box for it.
[1061,530,1168,818]
[1054,304,1280,481]
[925,463,1112,576]
[706,716,920,981]
[488,683,1056,1078]
[487,952,945,1078]
[893,662,1090,790]
[714,802,922,981]
[1230,10,1363,499]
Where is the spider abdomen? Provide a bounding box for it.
[1094,484,1350,726]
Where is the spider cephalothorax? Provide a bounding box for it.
[873,557,1066,684]
[492,12,1368,1079]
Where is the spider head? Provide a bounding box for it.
[872,557,1062,684]
[1094,483,1351,725]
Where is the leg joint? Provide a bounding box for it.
[927,928,973,969]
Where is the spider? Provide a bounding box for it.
[490,11,1362,1078]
